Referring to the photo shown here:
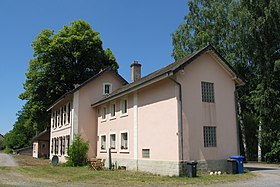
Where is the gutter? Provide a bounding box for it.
[168,75,184,161]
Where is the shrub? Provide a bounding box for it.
[265,138,280,162]
[66,134,89,166]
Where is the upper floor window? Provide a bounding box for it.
[201,82,215,103]
[67,102,71,124]
[121,99,128,115]
[203,126,217,147]
[103,83,112,95]
[101,107,107,121]
[110,103,116,118]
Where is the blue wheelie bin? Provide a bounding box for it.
[229,156,244,174]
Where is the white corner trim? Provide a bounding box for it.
[133,92,138,160]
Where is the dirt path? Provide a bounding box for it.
[0,153,18,166]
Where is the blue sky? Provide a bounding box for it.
[0,0,187,134]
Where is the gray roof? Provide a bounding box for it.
[92,45,245,107]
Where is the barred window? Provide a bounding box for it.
[201,82,215,103]
[142,149,150,158]
[203,126,217,147]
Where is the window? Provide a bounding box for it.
[121,99,128,115]
[56,110,59,127]
[60,108,63,126]
[51,138,54,154]
[53,112,57,128]
[66,135,70,155]
[201,82,215,103]
[120,132,128,151]
[110,103,116,118]
[60,136,63,155]
[101,135,106,151]
[67,102,71,124]
[55,138,59,154]
[63,105,66,125]
[62,136,65,155]
[142,149,150,158]
[110,134,116,150]
[203,126,217,147]
[101,107,107,121]
[103,83,112,95]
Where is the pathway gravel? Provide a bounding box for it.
[0,153,18,166]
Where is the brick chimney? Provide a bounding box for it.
[130,60,141,82]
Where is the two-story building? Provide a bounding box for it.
[49,45,244,175]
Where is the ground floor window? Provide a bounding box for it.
[120,132,128,150]
[203,126,217,147]
[101,135,106,151]
[110,134,116,150]
[142,149,150,158]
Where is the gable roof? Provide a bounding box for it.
[91,45,245,107]
[32,129,50,141]
[47,67,128,111]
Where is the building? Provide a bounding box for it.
[49,45,244,175]
[32,129,50,158]
[0,134,4,150]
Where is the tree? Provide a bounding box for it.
[172,0,280,161]
[66,134,89,166]
[7,20,118,149]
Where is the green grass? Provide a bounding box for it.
[0,155,256,186]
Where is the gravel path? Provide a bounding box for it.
[209,163,280,187]
[0,153,18,166]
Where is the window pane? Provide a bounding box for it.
[201,82,214,103]
[203,126,217,147]
[142,149,150,158]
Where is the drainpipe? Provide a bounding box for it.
[168,77,184,161]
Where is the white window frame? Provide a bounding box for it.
[120,98,128,117]
[103,83,112,95]
[109,133,117,153]
[110,102,116,120]
[100,134,107,153]
[120,131,129,153]
[101,106,107,122]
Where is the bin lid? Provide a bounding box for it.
[230,155,244,159]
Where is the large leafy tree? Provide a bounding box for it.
[5,20,118,149]
[172,0,280,161]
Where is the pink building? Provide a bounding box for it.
[49,45,244,175]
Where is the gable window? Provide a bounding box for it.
[203,126,217,147]
[201,82,215,103]
[101,107,107,121]
[121,99,128,116]
[100,135,106,151]
[110,134,116,150]
[142,149,150,158]
[110,103,116,119]
[103,83,112,95]
[120,132,128,151]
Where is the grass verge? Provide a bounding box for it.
[0,155,256,186]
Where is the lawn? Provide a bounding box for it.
[0,155,255,187]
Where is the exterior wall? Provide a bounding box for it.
[33,142,39,158]
[50,71,125,163]
[78,71,124,159]
[50,97,73,163]
[97,78,179,175]
[177,52,238,170]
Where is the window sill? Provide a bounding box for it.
[100,150,107,153]
[101,119,107,123]
[120,149,129,153]
[120,113,128,118]
[110,149,117,153]
[110,116,116,120]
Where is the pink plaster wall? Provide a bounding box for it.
[78,71,124,158]
[177,52,238,161]
[96,78,179,162]
[138,79,179,161]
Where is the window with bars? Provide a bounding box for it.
[203,126,217,147]
[201,82,215,103]
[142,149,150,158]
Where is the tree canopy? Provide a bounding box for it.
[4,20,118,150]
[172,0,280,161]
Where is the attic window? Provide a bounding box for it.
[103,83,112,95]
